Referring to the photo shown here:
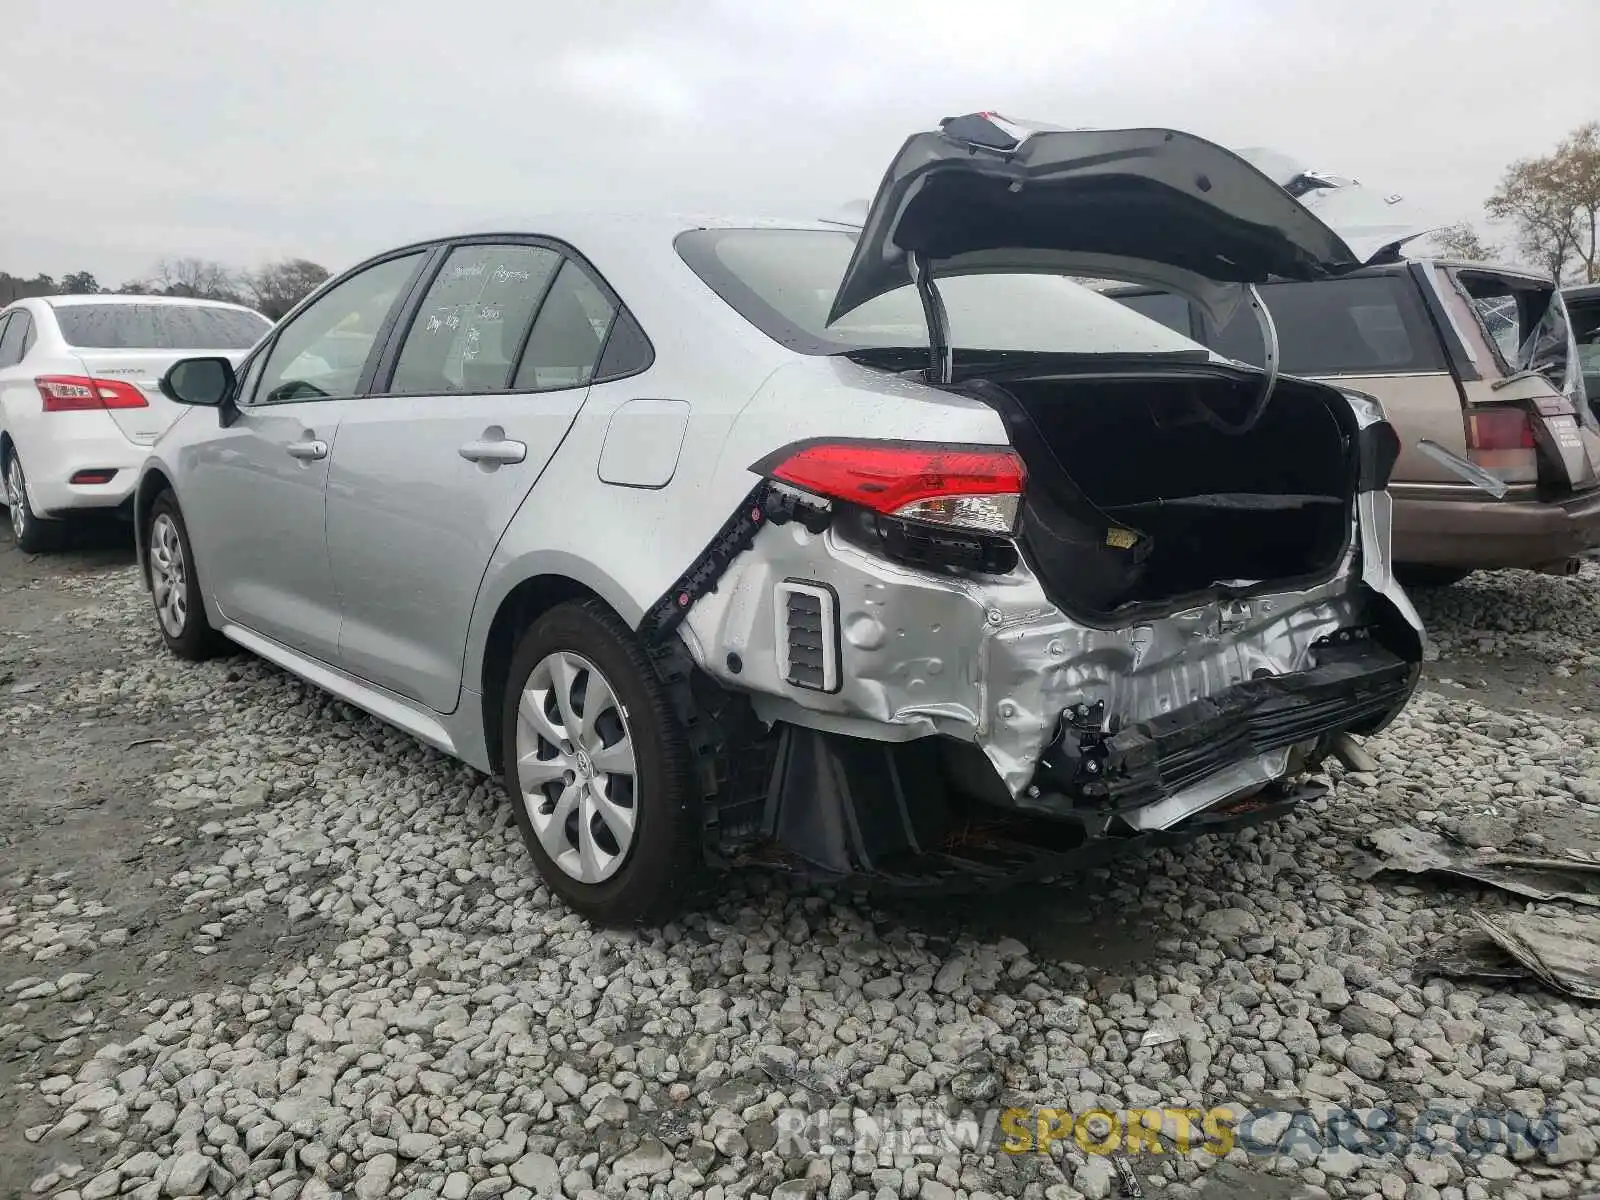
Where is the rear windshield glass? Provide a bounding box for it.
[53,304,271,350]
[676,227,1208,357]
[1208,276,1445,375]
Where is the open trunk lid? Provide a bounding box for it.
[828,114,1380,335]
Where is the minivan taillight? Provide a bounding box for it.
[1466,407,1537,482]
[761,441,1026,534]
[36,375,148,412]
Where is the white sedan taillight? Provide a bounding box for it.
[35,375,149,412]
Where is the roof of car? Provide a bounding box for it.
[1564,282,1600,300]
[367,212,848,262]
[45,293,264,313]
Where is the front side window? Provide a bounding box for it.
[389,244,561,395]
[511,260,617,391]
[1209,276,1444,376]
[250,253,425,405]
[53,304,269,350]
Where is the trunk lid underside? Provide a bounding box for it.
[829,115,1381,334]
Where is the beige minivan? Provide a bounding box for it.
[1111,260,1600,586]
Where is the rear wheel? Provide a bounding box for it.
[146,493,226,660]
[500,600,704,925]
[1394,564,1473,589]
[4,448,60,554]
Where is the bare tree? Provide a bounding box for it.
[1487,122,1600,283]
[244,258,330,320]
[152,257,244,303]
[1431,223,1500,263]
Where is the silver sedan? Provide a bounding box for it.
[135,115,1424,923]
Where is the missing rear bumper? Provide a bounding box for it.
[737,720,1327,893]
[1030,640,1415,815]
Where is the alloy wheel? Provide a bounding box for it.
[149,513,189,637]
[6,455,26,543]
[513,650,638,884]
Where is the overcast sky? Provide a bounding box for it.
[3,0,1594,285]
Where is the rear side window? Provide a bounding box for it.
[512,261,617,391]
[389,244,562,395]
[596,310,652,380]
[0,313,21,368]
[1573,295,1600,391]
[1210,276,1445,376]
[53,304,270,350]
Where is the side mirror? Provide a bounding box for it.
[160,357,236,407]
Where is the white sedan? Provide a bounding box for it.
[0,293,270,551]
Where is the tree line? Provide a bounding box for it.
[0,256,331,320]
[1432,121,1599,282]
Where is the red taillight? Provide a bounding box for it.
[1466,406,1538,483]
[70,469,118,485]
[36,375,148,412]
[1467,409,1536,450]
[764,441,1026,534]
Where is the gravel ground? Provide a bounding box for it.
[6,527,1600,1200]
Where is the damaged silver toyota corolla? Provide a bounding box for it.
[136,113,1424,923]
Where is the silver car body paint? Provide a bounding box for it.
[136,165,1422,842]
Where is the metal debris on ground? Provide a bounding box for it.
[1421,909,1600,1002]
[1355,823,1600,906]
[1112,1153,1145,1198]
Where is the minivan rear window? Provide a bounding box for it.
[53,304,271,350]
[1209,276,1446,376]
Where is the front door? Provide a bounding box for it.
[324,241,640,711]
[184,250,429,661]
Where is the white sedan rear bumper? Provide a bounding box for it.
[9,412,144,516]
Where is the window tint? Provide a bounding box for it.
[512,260,617,391]
[596,309,652,380]
[1114,292,1195,338]
[251,253,424,405]
[53,304,269,350]
[0,313,25,368]
[1209,276,1444,375]
[18,313,34,357]
[389,244,561,395]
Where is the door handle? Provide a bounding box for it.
[286,440,329,461]
[459,439,527,465]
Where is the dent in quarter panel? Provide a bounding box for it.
[598,399,690,488]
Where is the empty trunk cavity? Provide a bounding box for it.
[962,366,1358,619]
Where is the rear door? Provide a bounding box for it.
[183,252,428,662]
[50,302,270,446]
[324,238,650,712]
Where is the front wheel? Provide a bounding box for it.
[146,493,226,660]
[499,600,704,925]
[5,448,59,553]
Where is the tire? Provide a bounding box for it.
[499,599,704,925]
[1394,564,1473,589]
[145,492,227,660]
[4,447,60,554]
